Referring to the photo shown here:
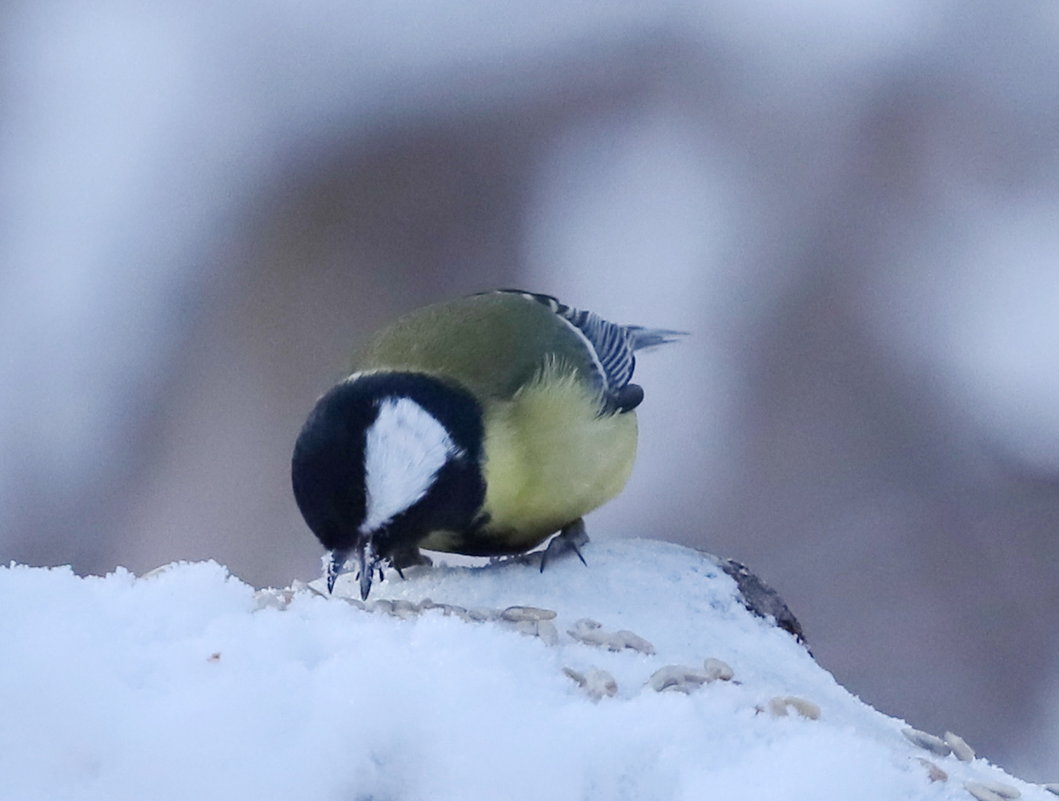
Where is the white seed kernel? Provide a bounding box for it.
[536,620,559,646]
[563,667,617,700]
[902,727,951,757]
[614,630,656,655]
[369,599,394,615]
[501,606,557,622]
[768,696,821,720]
[648,666,711,693]
[915,758,947,783]
[968,780,1019,799]
[944,731,975,762]
[703,658,734,681]
[964,782,1011,801]
[571,618,602,631]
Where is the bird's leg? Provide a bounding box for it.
[540,518,590,573]
[390,545,433,580]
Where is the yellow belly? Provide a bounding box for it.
[473,365,638,551]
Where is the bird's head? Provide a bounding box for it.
[291,371,484,599]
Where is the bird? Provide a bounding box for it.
[291,289,683,599]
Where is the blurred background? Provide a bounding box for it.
[2,0,1057,779]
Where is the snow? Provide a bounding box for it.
[2,540,1051,801]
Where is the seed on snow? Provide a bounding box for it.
[944,731,976,762]
[536,620,559,646]
[567,627,610,648]
[563,667,618,700]
[501,606,557,622]
[614,630,655,655]
[391,600,418,619]
[964,781,1018,801]
[648,666,711,693]
[369,599,395,615]
[967,780,1019,799]
[902,727,951,757]
[571,618,602,632]
[768,696,821,720]
[915,758,947,783]
[703,658,734,682]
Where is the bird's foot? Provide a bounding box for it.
[389,546,433,579]
[325,549,350,594]
[540,518,589,573]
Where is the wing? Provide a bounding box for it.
[490,290,685,409]
[355,290,684,412]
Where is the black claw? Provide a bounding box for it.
[358,544,374,601]
[326,550,349,594]
[540,519,590,573]
[570,541,588,567]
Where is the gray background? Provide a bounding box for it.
[2,0,1057,779]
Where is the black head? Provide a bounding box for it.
[291,371,485,597]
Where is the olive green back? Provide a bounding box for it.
[353,293,594,401]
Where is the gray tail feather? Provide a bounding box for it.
[627,326,688,352]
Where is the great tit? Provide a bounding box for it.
[291,289,682,599]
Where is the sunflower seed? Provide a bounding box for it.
[501,606,557,622]
[567,627,611,648]
[703,658,734,681]
[512,620,538,636]
[536,620,559,646]
[427,603,469,619]
[391,600,418,619]
[369,599,394,615]
[648,666,711,693]
[944,731,975,762]
[768,696,821,720]
[563,667,617,700]
[964,782,1013,801]
[968,780,1019,799]
[915,758,947,783]
[615,630,656,655]
[902,727,951,757]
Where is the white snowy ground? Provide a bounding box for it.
[1,539,1053,801]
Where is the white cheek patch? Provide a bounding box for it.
[361,397,462,533]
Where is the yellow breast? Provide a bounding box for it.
[475,361,638,550]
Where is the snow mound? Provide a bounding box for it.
[0,539,1051,801]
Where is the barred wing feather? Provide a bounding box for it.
[492,290,685,401]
